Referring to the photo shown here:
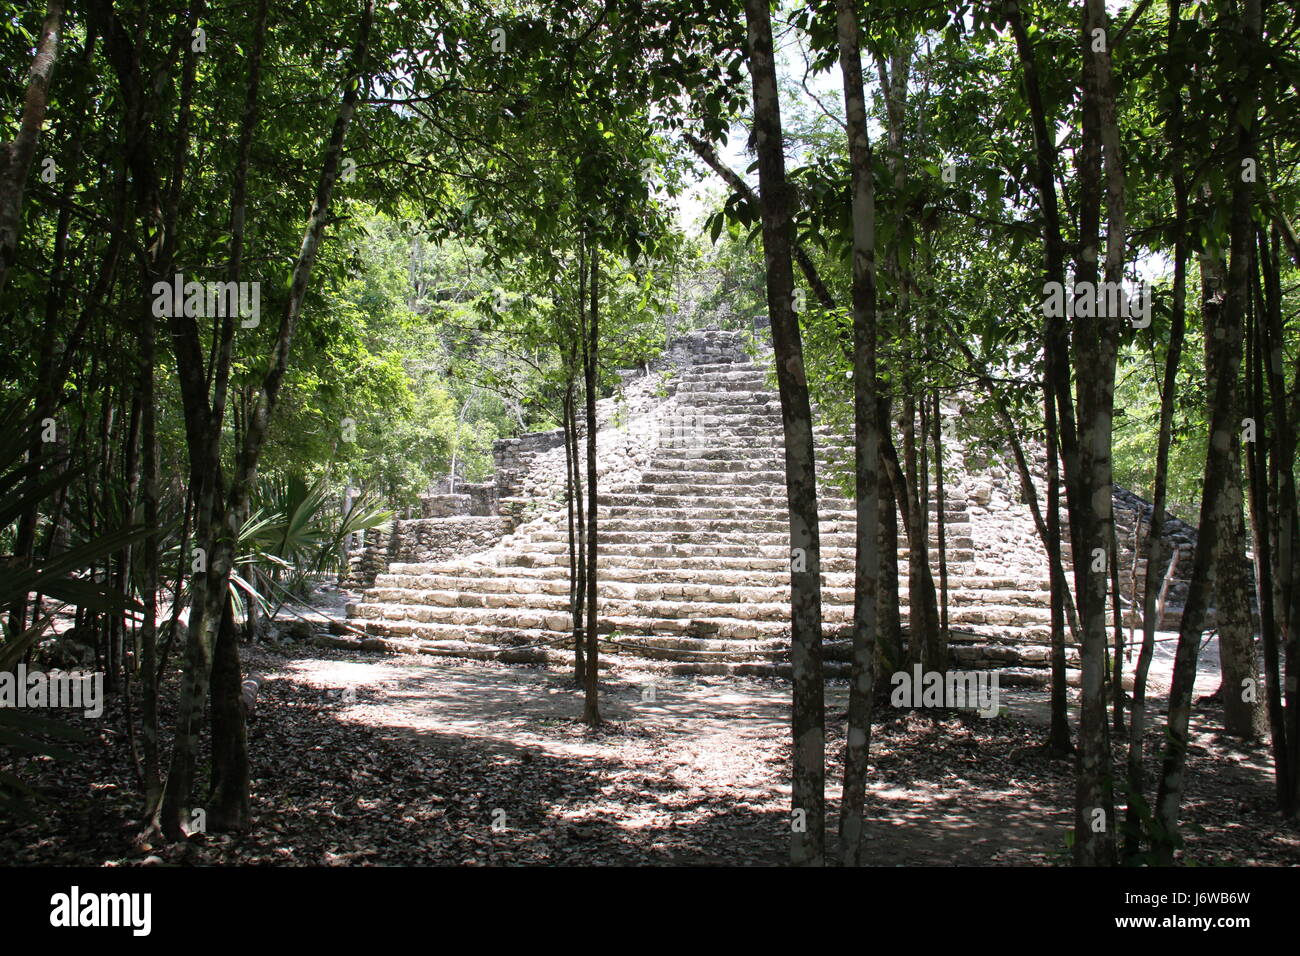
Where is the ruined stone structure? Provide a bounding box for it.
[345,329,1193,681]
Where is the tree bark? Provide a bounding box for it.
[0,0,63,294]
[206,0,269,829]
[159,0,376,839]
[1046,391,1074,755]
[1251,223,1300,813]
[834,0,879,867]
[209,592,250,831]
[564,377,585,685]
[1125,0,1189,855]
[878,450,904,672]
[1216,442,1267,739]
[1152,0,1261,860]
[743,0,825,866]
[1067,0,1124,867]
[581,246,601,727]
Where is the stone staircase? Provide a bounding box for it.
[344,329,1089,683]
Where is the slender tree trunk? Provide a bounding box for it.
[209,591,250,830]
[160,0,375,838]
[744,0,825,865]
[1008,4,1086,770]
[1063,0,1126,867]
[1246,275,1295,814]
[1125,0,1189,855]
[878,449,904,672]
[139,304,161,808]
[1152,0,1261,860]
[564,380,585,685]
[1046,392,1074,754]
[581,246,601,726]
[834,0,879,867]
[1217,439,1267,739]
[933,391,949,643]
[0,0,63,293]
[1110,521,1125,732]
[571,246,588,685]
[1007,0,1082,556]
[1252,223,1299,813]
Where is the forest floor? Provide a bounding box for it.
[4,618,1300,866]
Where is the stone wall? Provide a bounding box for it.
[1113,485,1198,610]
[346,516,510,587]
[419,493,471,518]
[492,430,566,502]
[419,482,497,518]
[650,326,754,372]
[957,432,1196,625]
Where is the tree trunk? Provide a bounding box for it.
[933,391,949,644]
[0,0,63,293]
[1246,289,1295,814]
[1217,442,1267,739]
[209,592,250,831]
[1110,521,1125,733]
[1251,222,1300,814]
[878,450,904,673]
[1152,0,1261,860]
[159,0,375,839]
[564,380,585,685]
[1046,392,1074,755]
[139,266,161,810]
[744,0,825,866]
[834,0,879,867]
[1065,0,1125,867]
[581,244,601,727]
[1125,0,1189,854]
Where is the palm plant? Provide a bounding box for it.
[235,475,392,618]
[0,406,145,819]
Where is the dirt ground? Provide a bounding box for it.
[4,631,1298,866]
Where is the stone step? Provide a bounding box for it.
[369,570,1056,610]
[345,616,1079,680]
[647,457,840,474]
[658,428,799,444]
[330,629,1087,684]
[659,412,785,426]
[517,534,976,561]
[509,550,972,572]
[656,440,852,455]
[629,483,960,507]
[550,511,970,536]
[381,561,1052,593]
[666,390,782,406]
[524,526,978,553]
[353,604,801,640]
[598,502,967,530]
[628,484,852,503]
[639,467,789,483]
[670,383,774,400]
[596,493,858,513]
[676,363,767,378]
[350,585,1055,633]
